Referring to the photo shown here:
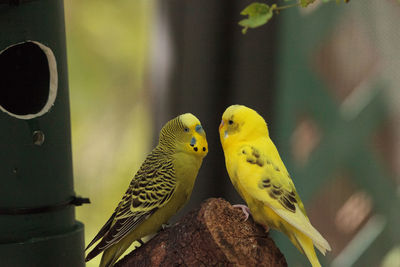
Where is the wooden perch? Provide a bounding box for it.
[115,198,287,267]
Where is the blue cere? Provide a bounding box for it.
[190,137,196,146]
[195,124,203,133]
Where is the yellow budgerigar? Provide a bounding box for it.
[85,113,208,267]
[219,105,331,267]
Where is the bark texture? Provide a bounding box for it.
[115,198,287,267]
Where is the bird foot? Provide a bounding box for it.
[160,223,170,231]
[233,204,251,221]
[133,238,145,249]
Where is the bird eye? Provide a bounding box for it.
[184,127,189,132]
[228,120,234,125]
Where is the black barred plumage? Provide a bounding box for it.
[85,146,177,261]
[158,116,186,150]
[241,144,298,214]
[85,114,208,266]
[267,184,297,213]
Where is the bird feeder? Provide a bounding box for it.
[0,1,87,266]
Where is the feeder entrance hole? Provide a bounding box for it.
[0,41,57,119]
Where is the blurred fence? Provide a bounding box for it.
[273,1,400,266]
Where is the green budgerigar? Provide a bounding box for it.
[85,113,208,267]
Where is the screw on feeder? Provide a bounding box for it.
[32,130,45,146]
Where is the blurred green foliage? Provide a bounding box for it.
[239,0,352,33]
[239,2,277,34]
[65,1,155,266]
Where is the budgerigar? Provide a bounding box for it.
[85,113,208,267]
[219,105,330,267]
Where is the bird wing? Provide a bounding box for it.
[85,151,176,258]
[236,144,331,254]
[85,210,117,251]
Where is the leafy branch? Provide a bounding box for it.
[239,0,351,34]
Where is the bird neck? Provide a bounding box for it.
[153,144,176,157]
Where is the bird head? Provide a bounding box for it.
[219,105,269,149]
[159,113,208,158]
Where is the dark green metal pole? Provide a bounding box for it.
[0,0,86,266]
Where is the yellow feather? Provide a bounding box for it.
[86,113,208,266]
[219,105,331,267]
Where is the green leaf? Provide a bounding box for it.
[300,0,316,8]
[239,3,276,34]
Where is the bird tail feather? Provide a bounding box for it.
[293,230,321,267]
[99,239,132,267]
[272,204,331,255]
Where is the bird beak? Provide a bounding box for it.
[219,120,229,140]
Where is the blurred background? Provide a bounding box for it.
[64,0,400,266]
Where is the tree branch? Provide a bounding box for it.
[115,198,287,267]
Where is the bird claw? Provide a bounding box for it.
[161,223,170,231]
[233,204,251,221]
[133,238,145,249]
